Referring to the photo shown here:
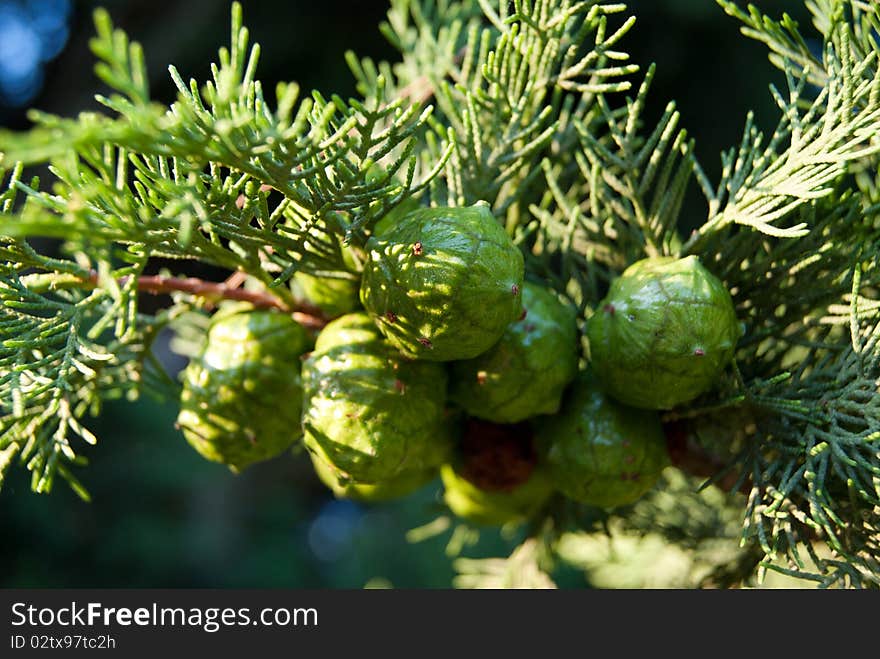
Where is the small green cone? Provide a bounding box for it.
[441,419,554,526]
[450,281,578,422]
[301,312,456,483]
[177,308,311,472]
[586,255,741,410]
[291,219,362,318]
[292,270,361,318]
[535,370,669,508]
[308,449,436,503]
[360,202,524,361]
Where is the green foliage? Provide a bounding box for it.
[2,0,880,588]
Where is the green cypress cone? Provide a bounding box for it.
[301,312,456,483]
[441,419,554,526]
[449,282,578,422]
[536,370,669,508]
[308,449,436,503]
[586,255,741,410]
[290,220,362,318]
[359,201,524,361]
[177,308,311,472]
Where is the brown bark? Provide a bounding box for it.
[85,271,328,329]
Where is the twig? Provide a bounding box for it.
[22,270,328,329]
[104,271,328,330]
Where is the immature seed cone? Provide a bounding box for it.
[177,308,311,472]
[449,282,578,422]
[441,419,554,526]
[359,201,524,361]
[291,221,362,318]
[535,370,669,508]
[292,271,361,318]
[301,312,456,483]
[586,255,741,410]
[308,449,436,503]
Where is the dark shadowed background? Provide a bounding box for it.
[0,0,812,588]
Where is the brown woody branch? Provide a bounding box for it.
[84,271,328,330]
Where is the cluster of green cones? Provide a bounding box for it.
[176,202,742,526]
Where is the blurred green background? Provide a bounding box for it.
[0,0,813,588]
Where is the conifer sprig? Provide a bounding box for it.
[685,36,880,250]
[2,0,880,588]
[438,0,880,588]
[0,1,448,496]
